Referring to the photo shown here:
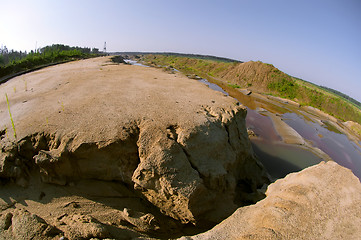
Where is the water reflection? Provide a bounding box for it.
[198,79,229,95]
[283,113,361,179]
[252,140,323,179]
[200,79,361,180]
[136,61,361,180]
[124,59,150,67]
[246,109,281,142]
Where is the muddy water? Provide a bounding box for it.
[131,60,361,180]
[197,80,281,142]
[197,78,361,179]
[198,79,229,95]
[283,113,361,179]
[245,110,323,179]
[196,77,324,179]
[196,78,333,179]
[246,109,281,142]
[251,140,323,179]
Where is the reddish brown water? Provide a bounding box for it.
[283,113,361,179]
[246,109,281,142]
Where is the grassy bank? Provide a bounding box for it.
[141,54,361,124]
[0,44,100,82]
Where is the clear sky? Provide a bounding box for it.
[1,0,360,101]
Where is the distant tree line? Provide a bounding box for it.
[116,52,242,63]
[40,44,100,56]
[0,44,100,67]
[0,46,28,66]
[0,44,101,81]
[320,86,361,108]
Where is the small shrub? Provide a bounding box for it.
[228,83,241,89]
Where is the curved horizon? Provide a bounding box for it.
[1,0,360,102]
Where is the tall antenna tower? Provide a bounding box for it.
[103,41,107,55]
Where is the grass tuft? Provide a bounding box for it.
[24,79,28,91]
[5,93,16,140]
[61,101,65,112]
[228,83,241,89]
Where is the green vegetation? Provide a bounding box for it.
[111,55,126,64]
[23,79,27,91]
[349,123,361,137]
[261,73,361,124]
[142,54,237,79]
[268,78,298,99]
[141,54,361,125]
[228,83,241,89]
[61,101,65,112]
[322,121,342,134]
[0,44,101,82]
[118,52,242,63]
[319,85,361,109]
[5,93,16,139]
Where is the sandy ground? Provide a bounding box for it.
[0,57,236,143]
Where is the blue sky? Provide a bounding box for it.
[1,0,360,101]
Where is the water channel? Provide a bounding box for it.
[197,78,325,180]
[125,59,361,180]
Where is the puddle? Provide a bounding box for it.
[246,109,281,142]
[124,59,149,67]
[221,86,258,109]
[251,140,323,179]
[282,112,361,179]
[198,79,228,95]
[321,120,342,134]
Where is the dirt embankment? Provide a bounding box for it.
[220,61,279,92]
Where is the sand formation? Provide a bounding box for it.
[0,57,360,239]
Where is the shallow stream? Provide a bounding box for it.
[283,112,361,179]
[197,79,361,180]
[126,59,361,180]
[196,79,326,179]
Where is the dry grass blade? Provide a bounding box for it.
[5,93,16,140]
